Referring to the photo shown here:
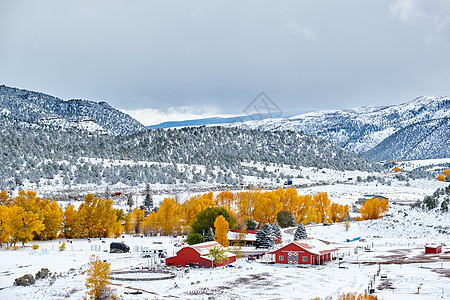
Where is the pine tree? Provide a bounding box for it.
[127,193,134,211]
[272,220,282,239]
[294,223,307,240]
[143,184,153,211]
[204,227,215,242]
[256,223,274,248]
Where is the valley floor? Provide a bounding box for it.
[1,166,449,299]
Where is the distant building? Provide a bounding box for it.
[357,195,388,205]
[269,238,339,265]
[425,244,443,255]
[165,241,236,268]
[227,230,258,246]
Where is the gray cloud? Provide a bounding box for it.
[1,0,449,124]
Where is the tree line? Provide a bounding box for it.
[0,187,390,248]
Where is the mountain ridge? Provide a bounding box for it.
[0,85,147,136]
[229,96,450,160]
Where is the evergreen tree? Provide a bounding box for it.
[256,223,274,249]
[204,227,215,242]
[126,193,134,211]
[277,211,296,228]
[143,184,153,211]
[293,223,307,240]
[272,220,282,239]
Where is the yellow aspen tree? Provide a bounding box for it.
[133,207,145,234]
[443,169,450,177]
[85,255,112,299]
[183,192,215,226]
[6,205,45,247]
[158,198,182,235]
[437,174,446,181]
[214,215,230,247]
[63,204,79,238]
[235,188,261,220]
[0,190,13,206]
[41,200,63,240]
[0,205,11,246]
[215,190,235,209]
[313,192,331,223]
[123,211,135,234]
[360,198,389,220]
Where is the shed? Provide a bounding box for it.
[269,238,339,265]
[165,241,236,268]
[425,244,443,254]
[227,230,258,246]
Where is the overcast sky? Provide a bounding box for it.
[1,0,450,125]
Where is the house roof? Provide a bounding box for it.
[227,230,257,241]
[270,238,339,256]
[425,244,442,249]
[184,241,236,260]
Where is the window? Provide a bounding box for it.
[303,256,308,262]
[288,256,292,261]
[279,255,284,261]
[293,256,298,261]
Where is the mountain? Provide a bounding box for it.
[147,113,277,130]
[231,96,450,160]
[365,117,450,161]
[0,85,147,136]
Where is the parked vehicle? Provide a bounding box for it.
[110,242,130,253]
[142,248,167,258]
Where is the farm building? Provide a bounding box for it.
[227,230,258,246]
[269,238,339,265]
[165,241,236,268]
[425,244,443,254]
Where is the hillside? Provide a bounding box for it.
[0,85,147,136]
[365,117,450,161]
[0,124,381,190]
[231,96,450,160]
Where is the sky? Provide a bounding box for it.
[1,0,450,125]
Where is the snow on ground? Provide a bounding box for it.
[1,198,449,299]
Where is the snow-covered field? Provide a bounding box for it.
[1,201,449,299]
[1,159,449,299]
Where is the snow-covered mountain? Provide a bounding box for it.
[231,96,450,160]
[365,117,450,161]
[0,85,147,136]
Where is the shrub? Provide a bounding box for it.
[31,244,39,250]
[14,274,36,286]
[35,268,50,280]
[59,241,66,251]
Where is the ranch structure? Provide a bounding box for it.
[165,241,236,268]
[269,238,339,265]
[425,244,443,254]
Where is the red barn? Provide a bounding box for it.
[165,241,236,268]
[269,238,339,265]
[425,244,443,254]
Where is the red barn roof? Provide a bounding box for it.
[270,238,339,256]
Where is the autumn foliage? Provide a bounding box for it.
[85,255,112,299]
[312,292,378,300]
[214,215,230,247]
[360,198,389,220]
